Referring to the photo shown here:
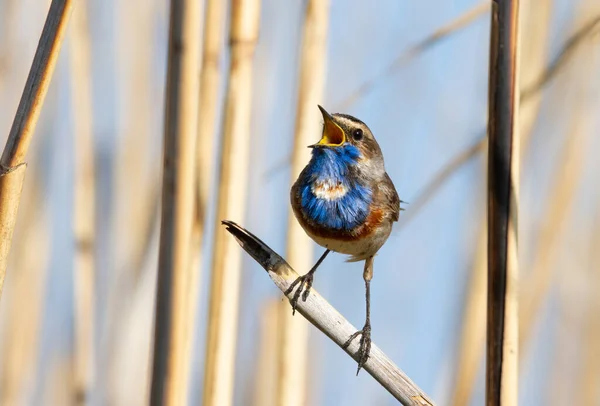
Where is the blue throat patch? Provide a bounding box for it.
[299,144,372,231]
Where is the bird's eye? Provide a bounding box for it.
[353,129,363,141]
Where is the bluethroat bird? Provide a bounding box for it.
[287,105,401,374]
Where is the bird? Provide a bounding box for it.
[287,105,401,374]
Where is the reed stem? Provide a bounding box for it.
[150,0,201,403]
[222,221,436,406]
[277,1,330,405]
[0,0,73,298]
[485,0,520,404]
[69,1,97,403]
[201,1,261,405]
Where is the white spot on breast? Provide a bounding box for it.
[311,179,347,201]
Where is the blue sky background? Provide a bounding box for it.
[1,0,599,405]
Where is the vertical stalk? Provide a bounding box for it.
[541,34,598,406]
[252,299,281,406]
[150,0,201,404]
[192,0,227,247]
[0,0,73,298]
[450,1,551,404]
[202,1,261,405]
[450,229,487,406]
[186,0,227,379]
[486,0,520,405]
[105,0,160,399]
[578,214,600,406]
[277,1,330,405]
[0,170,49,405]
[69,1,96,403]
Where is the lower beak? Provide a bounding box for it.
[309,105,346,147]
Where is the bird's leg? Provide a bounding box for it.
[284,249,331,315]
[343,256,374,375]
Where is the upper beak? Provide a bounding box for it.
[309,105,346,148]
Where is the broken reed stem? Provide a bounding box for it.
[277,1,331,405]
[222,221,436,406]
[0,0,73,298]
[150,0,201,404]
[486,0,520,405]
[201,1,260,406]
[70,1,97,403]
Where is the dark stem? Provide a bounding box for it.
[486,0,519,405]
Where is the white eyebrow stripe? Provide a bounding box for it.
[311,180,348,201]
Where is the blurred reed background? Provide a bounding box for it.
[0,0,599,405]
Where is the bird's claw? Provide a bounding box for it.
[342,322,372,375]
[284,272,315,315]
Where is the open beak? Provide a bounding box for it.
[309,105,346,148]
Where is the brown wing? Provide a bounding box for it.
[381,172,400,222]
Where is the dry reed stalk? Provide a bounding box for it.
[0,0,73,298]
[449,229,487,406]
[222,221,436,406]
[108,253,157,406]
[579,322,600,405]
[0,169,49,405]
[69,2,97,403]
[201,1,260,405]
[546,261,586,406]
[190,0,227,269]
[450,2,551,404]
[545,173,598,406]
[486,0,520,404]
[252,299,281,406]
[186,0,228,387]
[112,0,161,286]
[517,0,552,149]
[105,1,161,399]
[150,0,201,404]
[277,1,330,405]
[578,214,600,406]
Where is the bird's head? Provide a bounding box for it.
[309,106,384,175]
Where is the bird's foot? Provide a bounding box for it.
[342,321,372,375]
[283,271,315,315]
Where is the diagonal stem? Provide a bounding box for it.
[222,220,436,406]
